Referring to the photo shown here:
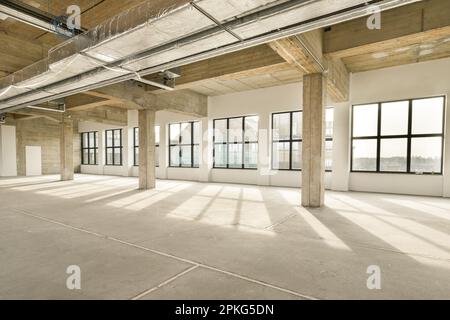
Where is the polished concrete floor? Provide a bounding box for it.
[0,174,449,300]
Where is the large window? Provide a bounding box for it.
[351,96,445,174]
[105,129,123,166]
[169,122,200,168]
[133,126,160,167]
[213,116,259,169]
[81,132,98,165]
[272,111,301,170]
[272,109,334,171]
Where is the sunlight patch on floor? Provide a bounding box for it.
[295,207,351,251]
[336,210,450,266]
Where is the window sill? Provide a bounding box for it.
[350,171,443,176]
[168,166,200,169]
[212,167,258,170]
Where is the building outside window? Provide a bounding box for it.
[105,129,123,166]
[351,96,445,174]
[81,132,98,165]
[213,116,259,169]
[169,122,200,168]
[134,126,160,167]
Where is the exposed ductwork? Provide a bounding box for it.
[0,0,423,112]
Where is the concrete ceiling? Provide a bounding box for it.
[324,0,450,72]
[0,0,450,108]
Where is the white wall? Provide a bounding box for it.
[78,121,130,177]
[0,125,18,177]
[78,57,450,197]
[349,57,450,197]
[79,83,334,189]
[208,83,333,188]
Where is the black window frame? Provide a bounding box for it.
[271,111,302,171]
[133,127,160,167]
[351,95,446,175]
[81,131,98,165]
[168,121,200,168]
[105,129,123,166]
[213,115,259,170]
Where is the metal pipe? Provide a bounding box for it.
[26,105,66,113]
[0,0,422,113]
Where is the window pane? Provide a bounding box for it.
[82,150,88,165]
[228,144,243,168]
[114,149,121,165]
[193,145,199,168]
[106,131,113,147]
[170,124,180,144]
[352,139,377,171]
[181,123,192,145]
[89,149,96,165]
[411,137,442,173]
[380,138,407,172]
[134,128,139,147]
[325,109,334,139]
[214,119,227,143]
[244,143,258,169]
[155,126,160,145]
[353,104,378,137]
[244,116,258,142]
[412,97,444,134]
[89,132,95,147]
[135,148,139,166]
[106,148,113,165]
[272,142,290,170]
[114,130,121,147]
[193,122,200,145]
[214,144,227,168]
[180,146,192,167]
[155,146,159,167]
[325,140,333,171]
[292,141,302,170]
[170,146,180,167]
[229,118,243,143]
[273,113,291,140]
[82,133,88,148]
[292,112,302,140]
[381,101,409,136]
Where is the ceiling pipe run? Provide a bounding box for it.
[0,0,423,113]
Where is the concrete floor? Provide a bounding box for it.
[0,174,449,300]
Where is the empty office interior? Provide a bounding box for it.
[0,0,449,300]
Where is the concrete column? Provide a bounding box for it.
[138,109,156,190]
[331,102,351,192]
[257,111,271,186]
[302,73,326,207]
[199,117,211,182]
[60,117,74,181]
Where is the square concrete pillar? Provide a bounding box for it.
[302,73,326,207]
[60,117,74,181]
[138,109,156,190]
